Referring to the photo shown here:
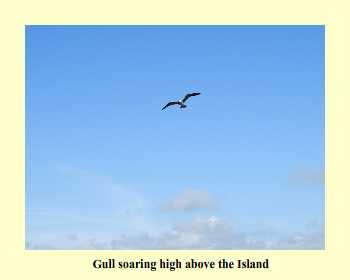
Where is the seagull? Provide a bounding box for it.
[162,92,201,110]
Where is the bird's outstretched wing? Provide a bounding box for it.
[162,101,180,110]
[181,92,201,103]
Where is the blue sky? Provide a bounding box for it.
[26,25,324,249]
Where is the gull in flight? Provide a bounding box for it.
[162,92,201,110]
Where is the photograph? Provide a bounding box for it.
[25,25,325,250]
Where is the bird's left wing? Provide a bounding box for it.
[182,92,201,103]
[162,101,179,110]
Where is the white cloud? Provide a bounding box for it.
[26,217,325,250]
[288,167,325,186]
[274,231,325,249]
[66,234,79,241]
[27,165,324,250]
[107,216,234,249]
[162,188,217,211]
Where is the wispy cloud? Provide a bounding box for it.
[66,234,79,241]
[162,188,218,211]
[26,216,325,250]
[288,167,325,186]
[274,231,325,249]
[26,165,324,250]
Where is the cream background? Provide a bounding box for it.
[1,0,347,278]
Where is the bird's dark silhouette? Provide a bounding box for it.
[162,92,201,110]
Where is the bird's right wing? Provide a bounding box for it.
[162,101,179,110]
[182,92,201,103]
